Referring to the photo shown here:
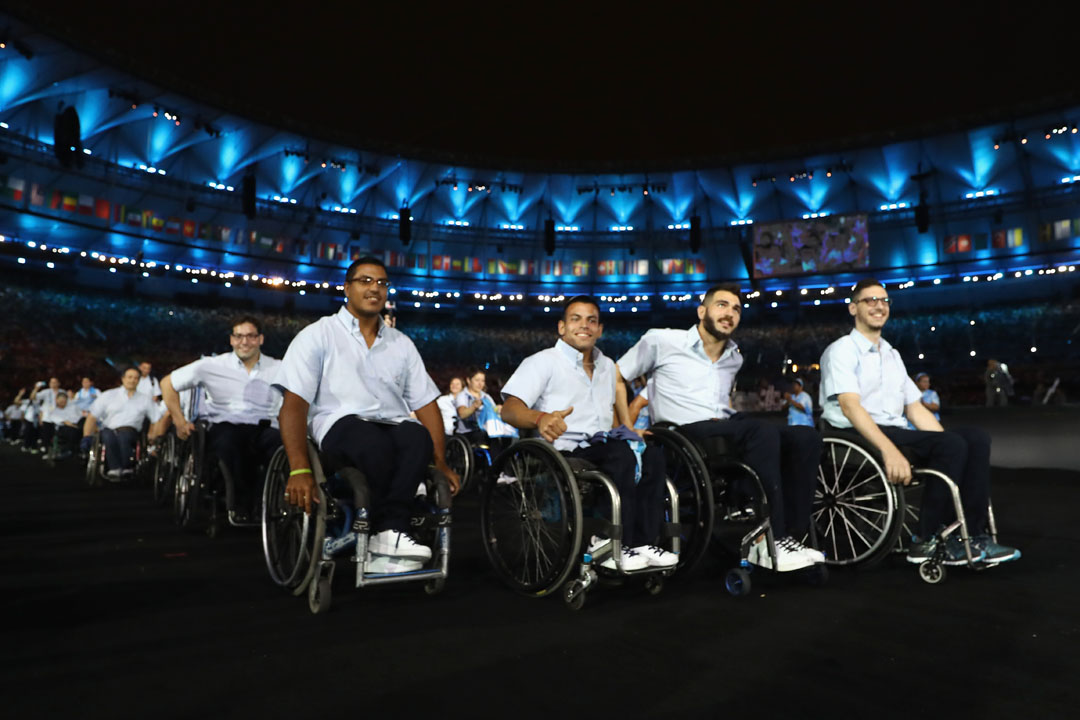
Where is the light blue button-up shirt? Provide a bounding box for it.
[787,391,815,427]
[819,329,921,429]
[501,339,615,452]
[274,306,439,447]
[169,351,282,427]
[617,326,742,426]
[89,387,164,430]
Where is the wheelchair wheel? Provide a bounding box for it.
[809,438,904,568]
[262,444,327,593]
[153,433,180,505]
[481,439,582,597]
[173,428,205,530]
[85,435,103,488]
[445,435,472,493]
[645,428,715,576]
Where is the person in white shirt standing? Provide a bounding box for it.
[160,315,283,523]
[819,278,1019,565]
[500,295,676,571]
[136,361,161,401]
[276,256,459,563]
[83,367,164,479]
[617,283,824,573]
[783,378,815,427]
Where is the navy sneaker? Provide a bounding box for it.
[906,536,936,564]
[907,534,986,565]
[971,534,1021,564]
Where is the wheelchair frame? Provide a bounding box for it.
[84,425,150,487]
[173,420,264,536]
[809,427,1000,583]
[480,438,681,610]
[261,439,452,614]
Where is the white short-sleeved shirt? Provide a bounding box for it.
[617,327,742,426]
[89,387,165,430]
[169,352,282,427]
[436,393,457,435]
[501,339,615,452]
[4,403,21,421]
[454,389,496,434]
[819,329,922,429]
[137,375,161,398]
[273,306,440,447]
[44,403,81,426]
[36,387,60,412]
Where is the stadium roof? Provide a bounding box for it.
[7,0,1078,172]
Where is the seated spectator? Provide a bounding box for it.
[436,377,464,436]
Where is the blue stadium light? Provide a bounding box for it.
[668,222,691,230]
[0,122,8,129]
[82,148,91,155]
[963,188,998,199]
[610,225,634,232]
[447,219,470,227]
[501,223,525,230]
[879,202,909,211]
[555,225,579,232]
[1061,175,1080,184]
[801,211,829,219]
[27,240,36,248]
[729,219,753,226]
[17,257,25,264]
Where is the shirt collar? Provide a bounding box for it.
[685,325,739,359]
[848,327,891,353]
[336,305,386,339]
[554,338,602,368]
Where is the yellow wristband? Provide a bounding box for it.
[289,468,313,477]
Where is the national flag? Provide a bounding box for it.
[572,260,588,276]
[384,250,406,267]
[62,193,77,212]
[258,234,274,250]
[597,260,616,276]
[94,198,111,220]
[30,183,45,206]
[991,230,1007,249]
[219,226,232,244]
[293,240,308,256]
[460,256,481,273]
[956,234,971,252]
[521,259,535,275]
[116,205,144,227]
[408,253,426,269]
[182,219,196,238]
[451,258,464,272]
[944,236,957,254]
[543,260,562,276]
[150,215,165,232]
[4,176,25,202]
[1037,223,1052,244]
[689,259,707,274]
[274,239,286,253]
[432,254,451,271]
[487,259,497,275]
[165,217,181,235]
[973,233,989,251]
[1003,227,1020,247]
[144,210,158,229]
[628,259,649,276]
[78,194,94,215]
[1053,219,1071,240]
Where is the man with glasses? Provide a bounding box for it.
[161,315,282,523]
[276,256,459,566]
[819,278,1020,565]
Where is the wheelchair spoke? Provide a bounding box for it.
[836,499,888,516]
[836,501,887,532]
[834,472,882,499]
[838,507,875,554]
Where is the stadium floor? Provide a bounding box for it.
[4,444,1078,719]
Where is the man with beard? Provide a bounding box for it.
[275,256,459,567]
[160,315,283,523]
[500,296,676,571]
[819,278,1019,565]
[617,283,825,572]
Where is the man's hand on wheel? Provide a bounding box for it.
[285,471,320,515]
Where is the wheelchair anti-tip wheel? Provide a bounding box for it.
[725,567,752,597]
[481,439,583,598]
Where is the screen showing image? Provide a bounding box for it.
[753,214,869,278]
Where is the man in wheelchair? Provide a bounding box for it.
[819,278,1020,565]
[500,295,676,571]
[82,366,164,479]
[160,315,283,523]
[617,283,825,572]
[276,256,459,566]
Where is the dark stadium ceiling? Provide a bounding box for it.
[7,0,1077,172]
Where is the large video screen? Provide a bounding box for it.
[753,214,869,278]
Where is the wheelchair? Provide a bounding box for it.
[84,425,151,488]
[805,425,1000,584]
[261,439,452,614]
[172,420,268,537]
[152,429,186,506]
[444,431,514,493]
[646,423,828,596]
[480,438,684,610]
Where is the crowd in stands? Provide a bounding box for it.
[1,279,1077,419]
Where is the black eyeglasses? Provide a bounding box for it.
[231,332,260,341]
[855,296,892,307]
[347,276,392,289]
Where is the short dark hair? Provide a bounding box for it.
[464,366,485,381]
[562,295,601,321]
[851,278,884,299]
[121,365,140,377]
[231,314,261,334]
[345,255,387,282]
[56,390,68,398]
[701,283,742,306]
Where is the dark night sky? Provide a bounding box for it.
[7,1,1078,171]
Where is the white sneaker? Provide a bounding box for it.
[106,468,122,479]
[368,530,432,561]
[748,536,815,572]
[787,537,825,563]
[496,472,518,485]
[600,546,649,571]
[366,554,424,574]
[634,544,679,568]
[587,535,611,556]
